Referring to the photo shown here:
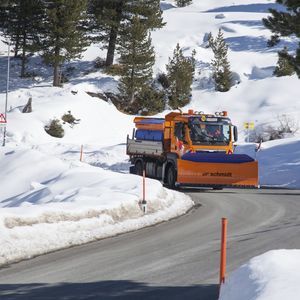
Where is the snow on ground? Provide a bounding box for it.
[237,138,300,189]
[219,250,300,300]
[153,0,300,132]
[0,0,300,266]
[0,146,193,266]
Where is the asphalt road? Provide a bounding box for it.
[1,189,300,300]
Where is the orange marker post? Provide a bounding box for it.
[141,169,147,214]
[143,169,146,202]
[219,218,228,286]
[80,145,83,162]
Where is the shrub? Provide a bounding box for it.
[249,115,299,142]
[62,111,80,127]
[104,64,124,76]
[274,47,295,77]
[45,119,64,138]
[94,57,106,69]
[136,87,165,115]
[157,73,170,89]
[60,72,69,84]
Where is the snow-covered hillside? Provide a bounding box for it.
[0,0,299,270]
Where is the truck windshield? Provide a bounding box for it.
[189,122,230,145]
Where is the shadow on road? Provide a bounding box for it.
[183,188,300,197]
[0,281,219,300]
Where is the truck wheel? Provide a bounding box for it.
[213,187,223,190]
[135,160,143,176]
[166,165,176,189]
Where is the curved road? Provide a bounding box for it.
[1,189,300,300]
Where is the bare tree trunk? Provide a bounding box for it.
[53,63,60,86]
[14,35,20,58]
[53,45,61,86]
[105,28,118,67]
[105,1,124,67]
[129,66,135,104]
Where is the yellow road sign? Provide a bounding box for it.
[244,122,255,130]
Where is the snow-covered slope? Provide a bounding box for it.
[237,137,300,188]
[0,0,299,266]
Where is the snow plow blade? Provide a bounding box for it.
[177,153,258,188]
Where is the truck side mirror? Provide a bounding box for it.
[233,126,238,142]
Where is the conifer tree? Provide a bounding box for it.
[166,43,196,109]
[209,29,232,92]
[41,0,89,86]
[118,16,155,105]
[176,0,193,7]
[263,0,300,77]
[0,0,45,76]
[0,1,10,29]
[274,47,295,77]
[89,0,164,66]
[88,0,124,66]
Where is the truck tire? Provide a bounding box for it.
[213,186,223,190]
[166,165,176,189]
[135,160,144,176]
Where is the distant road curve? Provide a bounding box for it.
[1,189,300,300]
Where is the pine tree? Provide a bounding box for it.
[0,1,10,29]
[209,29,232,92]
[0,0,45,76]
[176,0,193,7]
[274,47,295,77]
[88,0,124,66]
[41,0,89,86]
[263,0,300,77]
[166,44,196,109]
[89,0,164,66]
[118,16,155,106]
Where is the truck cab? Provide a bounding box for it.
[167,110,238,156]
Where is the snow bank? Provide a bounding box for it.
[0,147,193,266]
[219,250,300,300]
[236,137,300,189]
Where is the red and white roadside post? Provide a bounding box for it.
[0,113,7,146]
[80,145,84,162]
[141,168,147,214]
[2,40,11,147]
[219,218,228,295]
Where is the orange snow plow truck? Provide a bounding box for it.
[127,110,258,189]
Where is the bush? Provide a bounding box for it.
[22,71,38,78]
[45,119,64,138]
[136,87,165,115]
[62,111,80,128]
[274,47,295,77]
[94,57,106,69]
[60,72,69,83]
[249,115,299,142]
[104,64,124,76]
[157,73,170,89]
[176,0,192,7]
